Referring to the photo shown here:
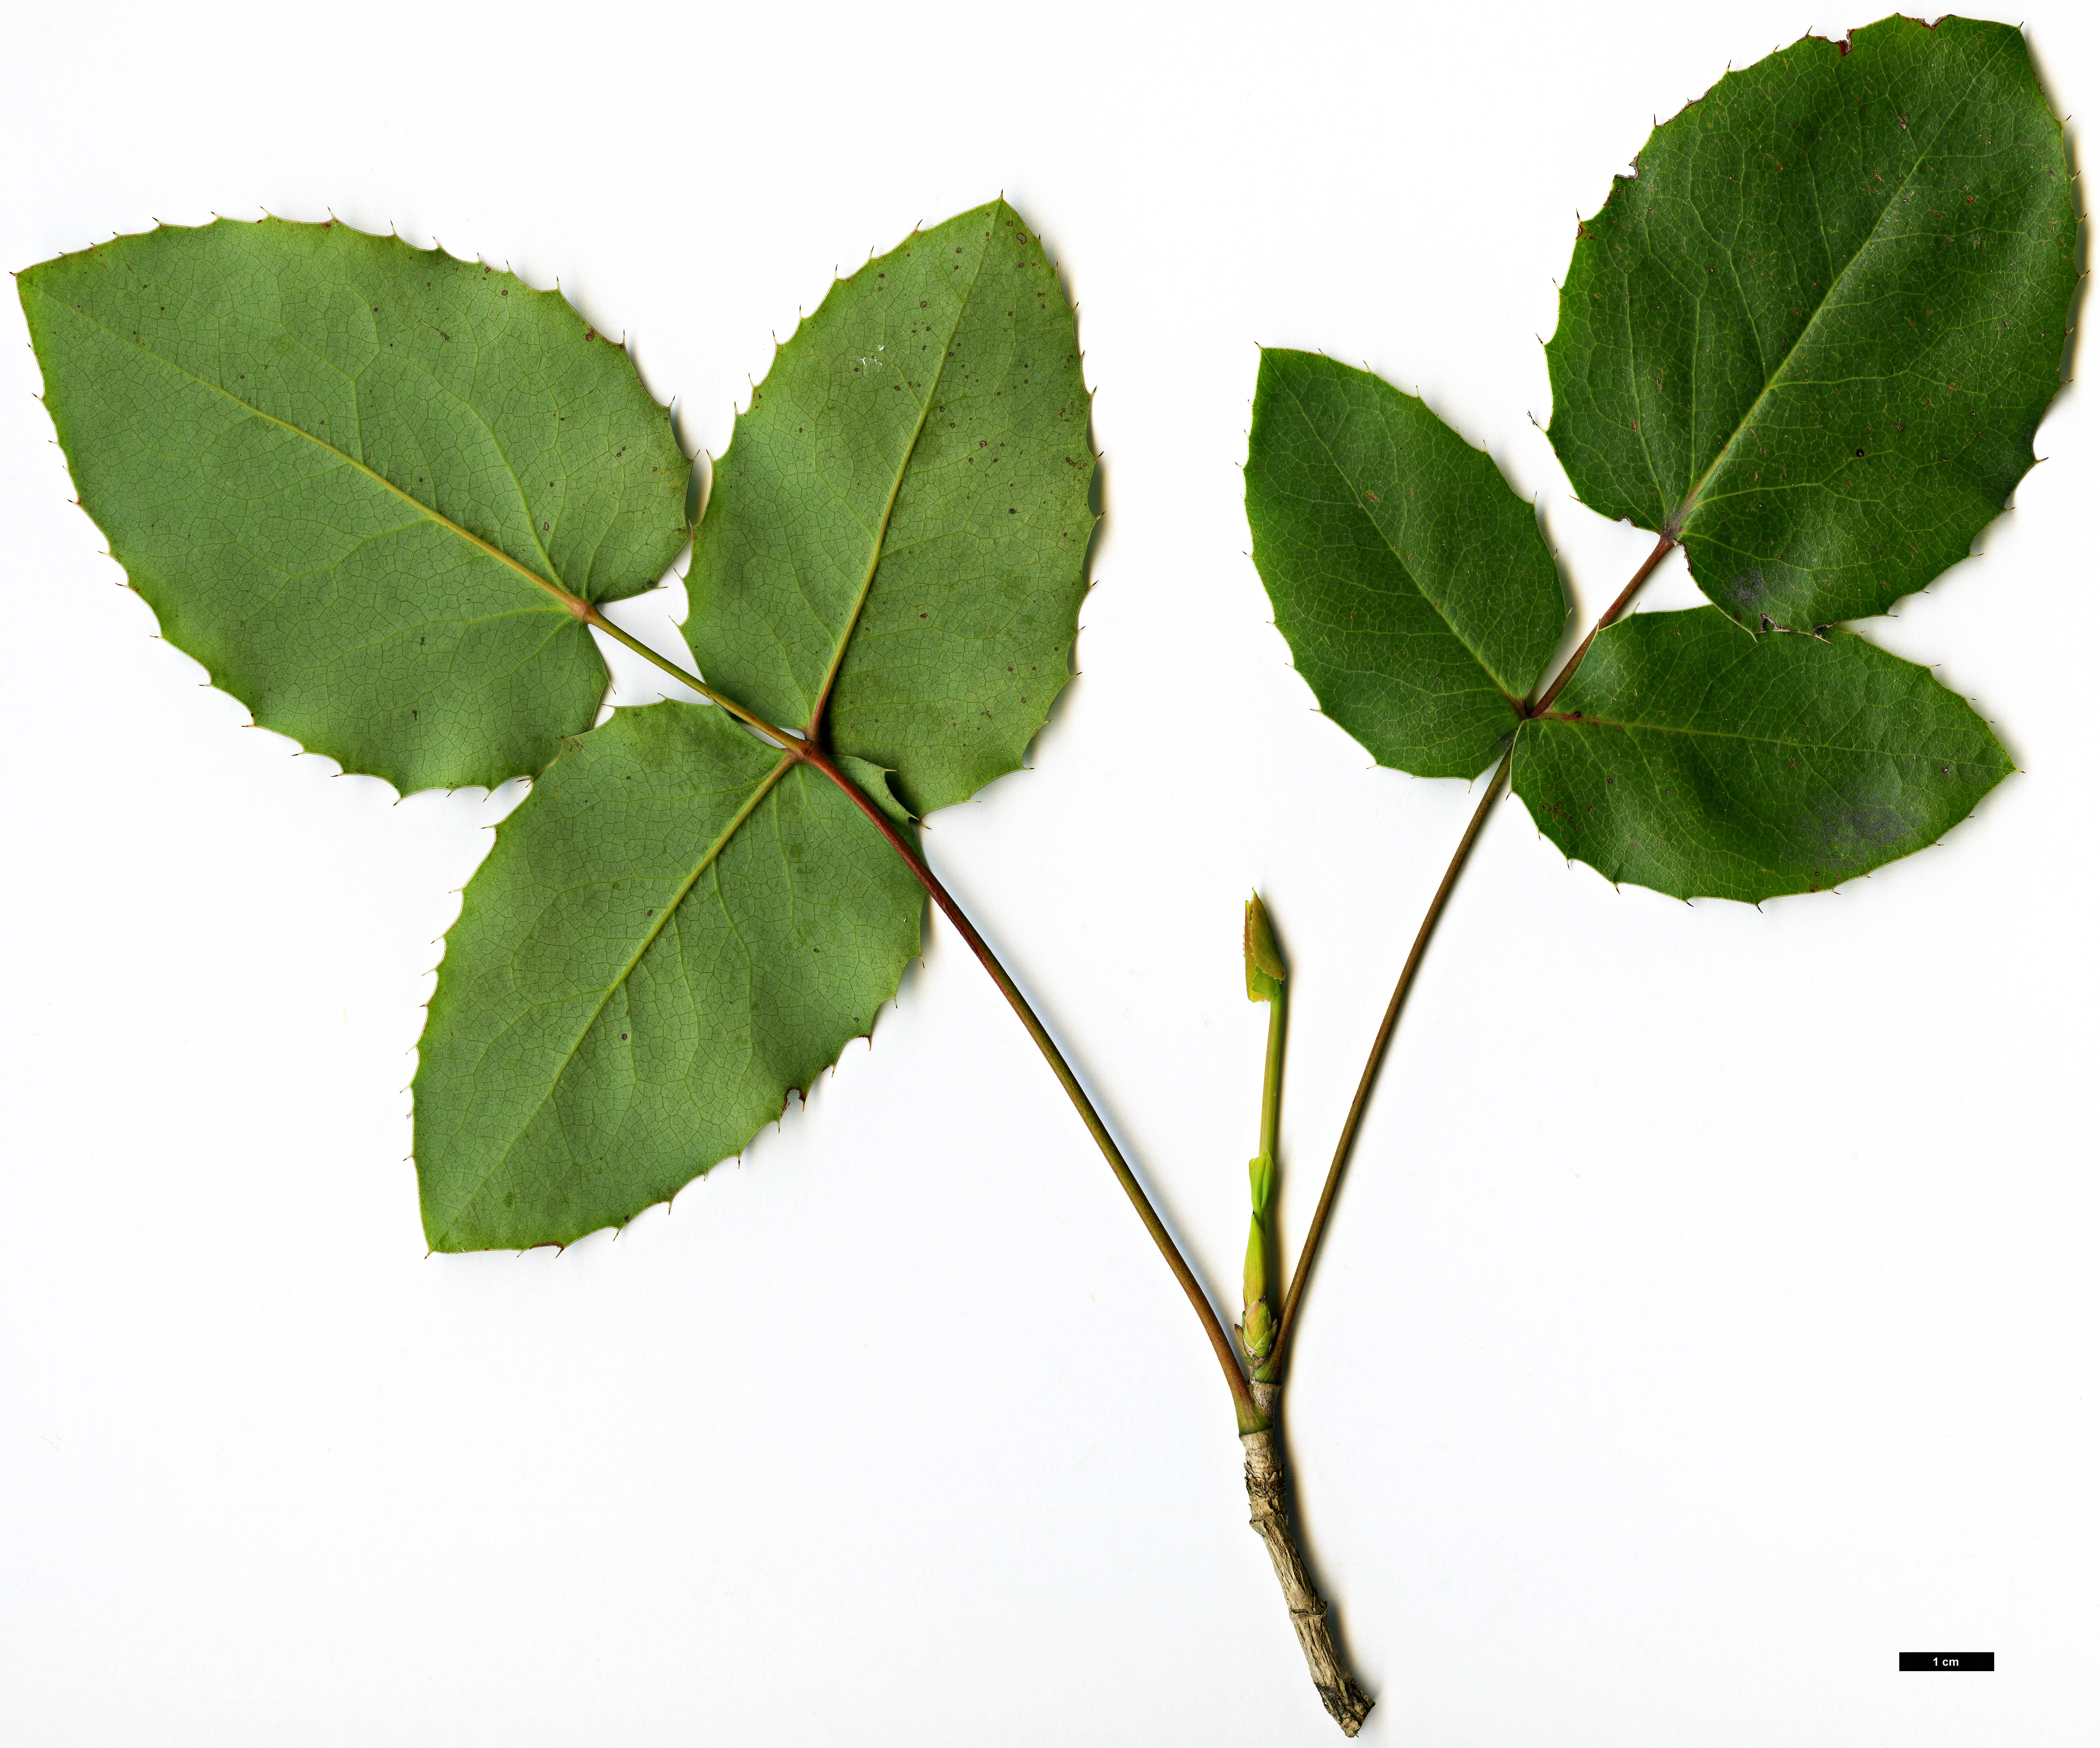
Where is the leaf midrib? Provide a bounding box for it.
[441,750,799,1236]
[28,284,588,618]
[1662,35,2005,533]
[802,223,999,734]
[1282,374,1523,705]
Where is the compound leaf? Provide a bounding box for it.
[1544,15,2076,632]
[684,199,1095,815]
[21,217,688,792]
[1511,608,2011,902]
[415,203,1093,1248]
[1244,350,1564,778]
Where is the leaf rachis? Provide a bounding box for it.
[581,604,803,746]
[1263,744,1513,1381]
[1528,531,1678,717]
[798,734,1264,1428]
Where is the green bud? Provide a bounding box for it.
[1247,1150,1274,1220]
[1244,892,1286,1004]
[1240,1295,1276,1363]
[1241,1192,1276,1362]
[1241,1197,1270,1342]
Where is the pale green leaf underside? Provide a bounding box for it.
[1545,15,2076,632]
[1245,350,1565,779]
[21,218,689,792]
[685,199,1095,815]
[416,202,1098,1249]
[415,702,923,1251]
[1512,608,2011,902]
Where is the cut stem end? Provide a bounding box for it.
[1242,1385,1373,1735]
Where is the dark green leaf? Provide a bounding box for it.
[1245,350,1564,778]
[414,703,923,1251]
[1544,15,2075,631]
[21,218,688,792]
[1512,608,2012,902]
[685,199,1095,815]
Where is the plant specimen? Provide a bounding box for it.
[16,11,2077,1737]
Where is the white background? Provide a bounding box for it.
[2,2,2092,1742]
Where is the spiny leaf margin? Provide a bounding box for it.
[684,199,1096,815]
[1244,350,1567,779]
[1511,607,2013,903]
[1543,14,2076,633]
[413,703,924,1252]
[20,215,691,793]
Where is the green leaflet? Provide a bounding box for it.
[1243,346,2018,905]
[1512,609,2011,902]
[1544,16,2076,632]
[415,204,1095,1248]
[1244,350,1564,778]
[1252,23,2056,907]
[685,200,1095,815]
[20,218,688,792]
[414,703,924,1251]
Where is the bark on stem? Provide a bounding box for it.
[1241,1381,1373,1735]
